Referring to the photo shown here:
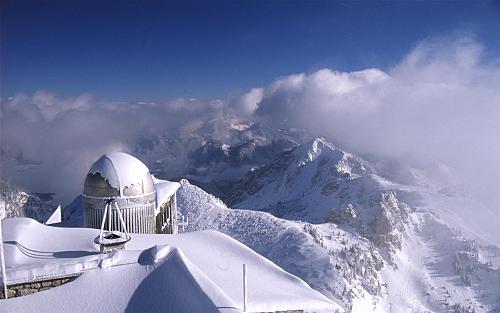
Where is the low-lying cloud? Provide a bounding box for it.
[1,35,499,210]
[0,92,231,202]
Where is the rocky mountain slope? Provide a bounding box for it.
[177,178,500,312]
[0,180,55,222]
[227,138,411,256]
[134,122,308,196]
[179,138,500,312]
[134,122,306,174]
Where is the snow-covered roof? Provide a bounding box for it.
[0,218,338,313]
[85,152,154,197]
[153,178,181,206]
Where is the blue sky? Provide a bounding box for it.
[2,0,500,101]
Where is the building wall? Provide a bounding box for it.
[0,276,77,299]
[155,195,175,234]
[172,194,178,234]
[83,192,156,234]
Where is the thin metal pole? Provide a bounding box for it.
[99,203,109,243]
[114,202,129,239]
[243,263,247,312]
[108,201,112,231]
[0,202,8,299]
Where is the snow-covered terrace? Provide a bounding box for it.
[0,218,339,313]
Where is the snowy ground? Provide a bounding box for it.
[1,218,339,313]
[376,212,500,313]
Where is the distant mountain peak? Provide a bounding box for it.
[291,138,369,177]
[294,137,338,164]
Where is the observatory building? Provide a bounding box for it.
[82,152,180,234]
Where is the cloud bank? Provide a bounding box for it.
[254,36,500,206]
[1,35,499,209]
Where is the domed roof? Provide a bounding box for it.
[83,152,155,197]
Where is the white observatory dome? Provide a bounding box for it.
[83,152,154,197]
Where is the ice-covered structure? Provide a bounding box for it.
[83,152,180,234]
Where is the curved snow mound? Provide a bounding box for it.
[126,247,230,313]
[142,244,174,263]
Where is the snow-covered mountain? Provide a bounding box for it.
[0,180,55,222]
[226,138,411,256]
[176,179,385,311]
[4,131,500,312]
[133,122,308,197]
[178,138,500,312]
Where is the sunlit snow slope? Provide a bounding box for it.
[178,138,500,313]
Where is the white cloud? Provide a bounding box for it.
[225,88,264,116]
[0,92,232,203]
[254,35,500,206]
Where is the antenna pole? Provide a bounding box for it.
[243,263,247,312]
[0,201,8,299]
